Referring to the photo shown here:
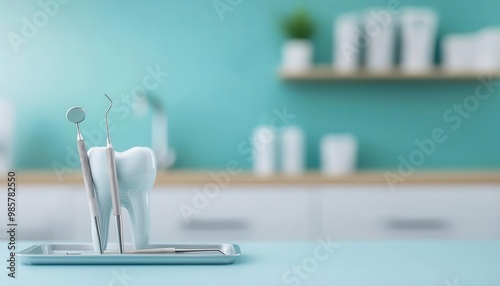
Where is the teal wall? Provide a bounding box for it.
[0,0,499,170]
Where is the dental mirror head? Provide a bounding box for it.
[66,106,86,139]
[66,107,86,124]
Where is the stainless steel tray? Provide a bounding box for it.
[18,243,241,265]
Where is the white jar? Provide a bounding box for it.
[441,33,476,72]
[474,27,500,71]
[321,134,358,176]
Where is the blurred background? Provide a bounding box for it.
[0,0,500,244]
[0,0,499,170]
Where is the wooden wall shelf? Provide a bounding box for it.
[280,66,500,81]
[5,170,500,186]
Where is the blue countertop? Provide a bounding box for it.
[2,240,500,285]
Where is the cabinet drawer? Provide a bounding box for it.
[149,186,310,242]
[321,185,500,240]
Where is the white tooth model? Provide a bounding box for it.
[88,147,157,251]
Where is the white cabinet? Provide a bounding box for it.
[320,185,500,240]
[10,185,310,242]
[8,184,500,242]
[10,185,92,241]
[148,186,310,242]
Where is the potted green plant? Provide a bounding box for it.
[281,8,314,71]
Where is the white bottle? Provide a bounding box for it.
[364,8,396,72]
[281,126,305,176]
[252,126,275,176]
[321,134,358,176]
[400,7,438,72]
[334,13,361,72]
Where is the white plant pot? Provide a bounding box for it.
[281,40,313,71]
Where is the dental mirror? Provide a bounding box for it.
[65,105,105,254]
[66,106,86,124]
[66,106,86,139]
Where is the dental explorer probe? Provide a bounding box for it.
[104,94,125,254]
[67,248,226,256]
[66,107,104,254]
[126,248,226,255]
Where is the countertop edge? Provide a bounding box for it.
[2,170,500,186]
